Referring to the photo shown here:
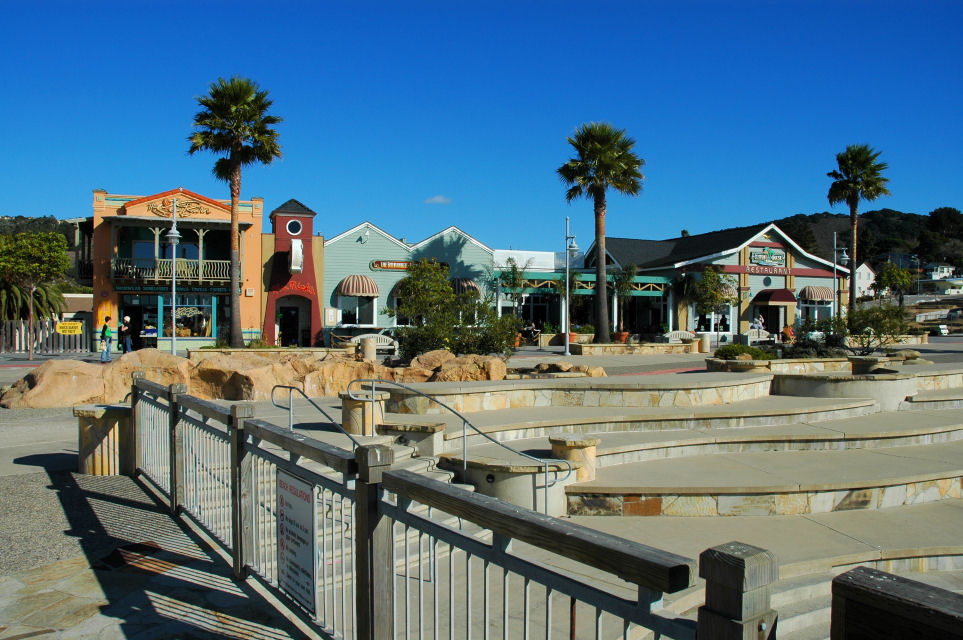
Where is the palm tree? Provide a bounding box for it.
[827,144,890,325]
[189,76,282,347]
[558,123,644,343]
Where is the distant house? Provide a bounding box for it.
[855,263,876,298]
[924,262,955,280]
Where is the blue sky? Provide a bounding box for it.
[2,1,961,252]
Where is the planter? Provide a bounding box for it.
[614,331,629,344]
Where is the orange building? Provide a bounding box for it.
[87,187,266,350]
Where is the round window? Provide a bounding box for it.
[763,276,772,287]
[286,220,303,236]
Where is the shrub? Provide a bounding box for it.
[714,344,769,360]
[574,324,595,334]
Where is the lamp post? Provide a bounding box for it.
[832,232,849,321]
[564,217,578,357]
[167,199,181,356]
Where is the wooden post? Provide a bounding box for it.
[167,383,187,515]
[697,541,778,640]
[355,444,395,640]
[229,403,255,581]
[831,566,963,639]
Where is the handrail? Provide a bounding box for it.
[270,384,361,450]
[346,378,572,513]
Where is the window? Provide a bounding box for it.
[286,219,303,236]
[339,296,375,326]
[161,294,214,337]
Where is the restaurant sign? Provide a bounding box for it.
[749,247,786,267]
[370,259,450,271]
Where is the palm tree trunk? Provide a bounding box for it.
[848,204,858,328]
[229,163,244,348]
[27,284,34,361]
[594,195,610,343]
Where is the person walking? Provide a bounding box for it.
[119,315,132,353]
[100,316,112,363]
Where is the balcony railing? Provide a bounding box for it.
[111,258,231,282]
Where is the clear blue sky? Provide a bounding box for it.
[2,1,961,252]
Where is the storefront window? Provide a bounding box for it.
[160,294,214,337]
[692,304,732,332]
[339,296,376,326]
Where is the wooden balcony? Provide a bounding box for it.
[111,258,231,282]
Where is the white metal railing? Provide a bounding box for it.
[133,379,173,496]
[270,385,361,449]
[177,396,233,547]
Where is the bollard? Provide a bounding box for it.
[361,337,377,362]
[75,404,133,476]
[339,390,390,436]
[549,433,599,481]
[697,541,778,640]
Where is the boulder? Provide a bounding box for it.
[585,366,607,378]
[102,349,192,402]
[395,367,435,384]
[410,349,456,371]
[734,353,755,361]
[431,355,507,382]
[901,358,934,366]
[893,349,921,361]
[554,361,574,372]
[302,359,396,397]
[190,353,276,400]
[535,363,552,373]
[0,360,106,408]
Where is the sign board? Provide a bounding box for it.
[276,469,318,614]
[55,321,83,335]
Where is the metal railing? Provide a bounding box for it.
[346,378,572,514]
[270,384,361,449]
[111,257,231,282]
[131,377,803,639]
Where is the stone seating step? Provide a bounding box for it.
[904,387,963,410]
[565,439,963,517]
[417,395,879,452]
[452,409,963,471]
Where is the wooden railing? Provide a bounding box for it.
[111,258,231,282]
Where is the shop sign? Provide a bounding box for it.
[745,265,790,275]
[276,469,318,615]
[55,321,83,335]
[113,285,229,293]
[749,247,786,268]
[370,259,449,271]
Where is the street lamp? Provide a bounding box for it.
[167,199,181,356]
[832,232,849,321]
[564,217,578,357]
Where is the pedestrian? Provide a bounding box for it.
[100,316,112,363]
[119,315,132,353]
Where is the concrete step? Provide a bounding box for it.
[565,440,963,517]
[904,388,963,410]
[775,592,831,636]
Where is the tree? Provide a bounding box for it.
[609,262,637,333]
[0,232,70,359]
[189,76,282,347]
[927,207,963,241]
[558,122,644,343]
[693,266,737,340]
[873,261,913,306]
[846,303,908,355]
[499,257,530,318]
[827,144,890,326]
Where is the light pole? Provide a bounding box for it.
[832,232,849,321]
[167,199,181,356]
[564,217,578,357]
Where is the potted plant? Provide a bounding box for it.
[610,263,637,343]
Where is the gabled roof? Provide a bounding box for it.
[596,223,848,274]
[122,187,230,212]
[270,198,316,218]
[324,221,411,251]
[409,225,493,254]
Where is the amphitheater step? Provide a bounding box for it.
[566,440,963,517]
[904,388,963,410]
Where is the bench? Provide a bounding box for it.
[346,332,399,355]
[746,328,771,344]
[658,330,697,344]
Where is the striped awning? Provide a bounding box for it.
[335,274,379,297]
[798,285,834,302]
[451,278,480,295]
[754,289,797,305]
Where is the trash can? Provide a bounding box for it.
[698,333,711,354]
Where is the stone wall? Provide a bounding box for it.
[571,342,693,356]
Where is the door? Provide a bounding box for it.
[279,306,299,346]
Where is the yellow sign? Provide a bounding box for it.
[56,321,83,335]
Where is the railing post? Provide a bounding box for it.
[229,403,255,581]
[355,444,395,640]
[131,372,144,474]
[167,383,187,515]
[697,541,778,640]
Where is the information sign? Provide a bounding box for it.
[55,321,83,335]
[276,469,318,614]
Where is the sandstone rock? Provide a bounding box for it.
[432,355,507,382]
[585,366,606,377]
[395,367,434,384]
[554,361,574,372]
[410,350,456,371]
[190,353,276,400]
[901,358,934,366]
[103,349,192,402]
[302,360,396,397]
[535,363,552,373]
[734,353,754,361]
[0,359,106,408]
[893,349,921,360]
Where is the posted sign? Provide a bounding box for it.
[55,321,83,335]
[277,469,318,614]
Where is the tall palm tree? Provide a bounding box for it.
[827,144,890,324]
[189,76,282,347]
[558,123,644,343]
